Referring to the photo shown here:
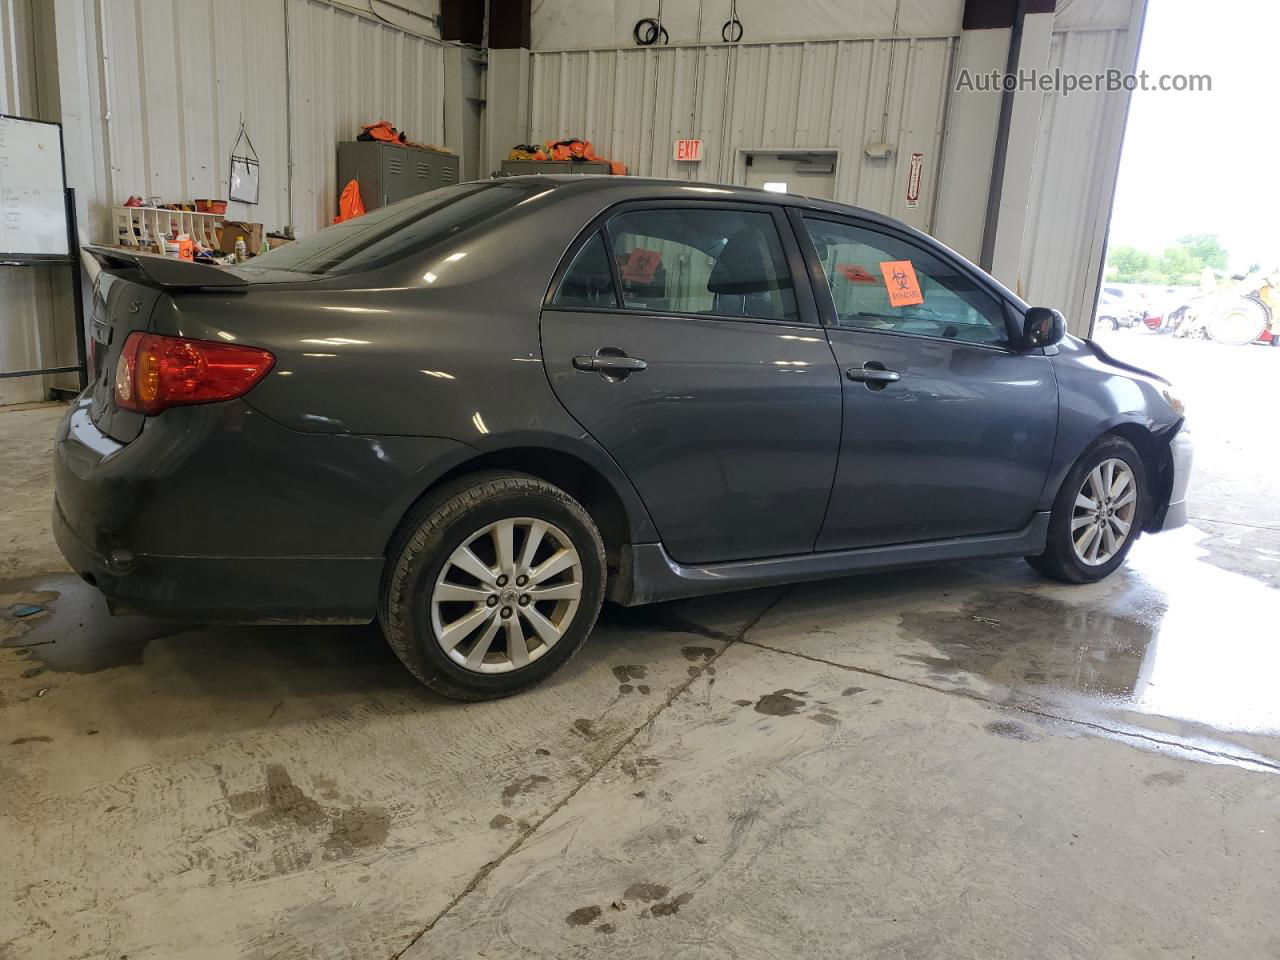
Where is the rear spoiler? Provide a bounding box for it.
[83,245,248,289]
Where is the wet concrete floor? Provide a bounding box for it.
[3,337,1279,958]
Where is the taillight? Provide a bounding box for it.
[114,332,274,415]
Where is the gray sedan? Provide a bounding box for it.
[56,176,1191,700]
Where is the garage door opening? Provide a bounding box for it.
[1092,0,1279,575]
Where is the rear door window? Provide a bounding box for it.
[605,208,799,322]
[551,232,619,309]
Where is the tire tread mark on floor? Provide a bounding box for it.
[738,638,1280,775]
[388,586,792,959]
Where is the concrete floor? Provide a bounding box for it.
[1,333,1278,959]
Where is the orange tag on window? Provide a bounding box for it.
[621,248,662,284]
[879,260,923,307]
[838,263,878,284]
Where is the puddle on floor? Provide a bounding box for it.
[1,572,196,672]
[1189,521,1280,590]
[898,525,1280,740]
[0,573,403,687]
[901,589,1163,700]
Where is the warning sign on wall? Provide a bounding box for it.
[674,139,703,162]
[905,152,924,208]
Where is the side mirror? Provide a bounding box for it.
[1023,306,1065,349]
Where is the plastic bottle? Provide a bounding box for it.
[261,236,270,256]
[234,236,247,263]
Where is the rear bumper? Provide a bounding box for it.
[52,498,380,622]
[52,398,469,623]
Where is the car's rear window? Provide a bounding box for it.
[246,180,550,277]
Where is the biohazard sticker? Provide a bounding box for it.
[621,248,662,284]
[879,260,923,307]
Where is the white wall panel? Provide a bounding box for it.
[530,1,1143,334]
[1,0,37,113]
[528,36,956,229]
[96,0,444,237]
[0,0,62,404]
[530,0,964,50]
[286,0,445,233]
[931,25,1008,262]
[324,0,440,39]
[99,0,291,231]
[1022,26,1134,329]
[1052,0,1133,31]
[2,0,447,405]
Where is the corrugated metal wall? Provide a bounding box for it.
[0,0,35,110]
[0,0,65,405]
[531,17,1139,334]
[5,0,1140,404]
[0,0,444,404]
[97,0,445,237]
[285,0,445,233]
[98,0,291,231]
[529,0,966,50]
[528,36,957,231]
[1022,25,1134,325]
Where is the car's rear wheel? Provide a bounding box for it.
[1026,435,1147,584]
[380,472,606,700]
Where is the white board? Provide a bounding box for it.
[0,115,68,258]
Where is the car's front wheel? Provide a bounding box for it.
[1027,435,1147,583]
[380,472,606,700]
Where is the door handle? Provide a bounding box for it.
[573,352,648,375]
[846,363,900,385]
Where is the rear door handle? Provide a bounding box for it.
[846,364,900,384]
[573,352,648,374]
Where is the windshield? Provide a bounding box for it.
[246,180,551,276]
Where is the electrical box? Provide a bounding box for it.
[336,141,460,210]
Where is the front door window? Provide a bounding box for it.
[802,217,1012,347]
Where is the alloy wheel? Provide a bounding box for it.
[430,517,583,673]
[1070,458,1138,566]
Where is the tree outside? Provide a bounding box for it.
[1105,232,1230,285]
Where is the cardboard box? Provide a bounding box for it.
[216,221,263,255]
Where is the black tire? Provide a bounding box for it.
[1025,435,1148,584]
[379,471,606,701]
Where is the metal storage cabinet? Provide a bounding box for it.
[336,141,460,210]
[498,159,612,176]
